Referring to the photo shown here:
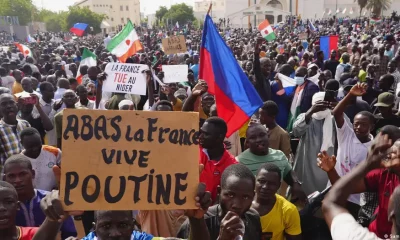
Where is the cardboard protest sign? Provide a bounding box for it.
[163,65,188,83]
[162,36,187,55]
[60,109,200,210]
[103,63,147,95]
[299,33,307,40]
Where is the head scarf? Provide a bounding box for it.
[312,92,334,151]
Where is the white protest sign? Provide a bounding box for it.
[103,63,148,95]
[163,65,188,83]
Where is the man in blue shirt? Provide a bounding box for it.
[3,154,77,239]
[190,54,199,81]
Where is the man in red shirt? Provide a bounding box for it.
[319,125,400,238]
[0,181,38,240]
[199,117,238,201]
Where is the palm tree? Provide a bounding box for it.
[366,0,391,17]
[354,0,368,17]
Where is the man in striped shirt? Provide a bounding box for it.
[0,93,30,168]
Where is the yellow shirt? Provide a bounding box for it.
[173,98,183,111]
[12,82,23,95]
[260,194,301,240]
[239,120,250,138]
[359,70,367,82]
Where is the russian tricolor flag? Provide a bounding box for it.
[320,36,339,60]
[70,23,88,37]
[277,74,296,95]
[200,15,262,136]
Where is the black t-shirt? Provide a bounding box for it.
[344,99,372,123]
[177,205,262,240]
[27,116,45,143]
[324,59,339,77]
[373,114,400,136]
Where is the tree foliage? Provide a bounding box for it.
[354,0,368,16]
[366,0,391,17]
[163,3,195,25]
[65,6,105,34]
[156,6,168,22]
[355,0,392,17]
[0,0,36,25]
[35,9,66,32]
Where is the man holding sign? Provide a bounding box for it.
[32,170,213,240]
[103,63,148,95]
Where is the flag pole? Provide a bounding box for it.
[207,4,212,16]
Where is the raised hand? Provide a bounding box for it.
[349,82,368,96]
[317,151,337,172]
[185,164,212,219]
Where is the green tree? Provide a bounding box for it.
[354,0,368,16]
[164,3,195,25]
[0,0,35,25]
[34,9,66,32]
[366,0,391,17]
[193,18,203,29]
[155,6,168,22]
[65,6,105,34]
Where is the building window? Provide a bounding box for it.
[126,5,129,11]
[121,17,124,23]
[111,17,114,21]
[110,5,112,8]
[120,5,123,11]
[127,17,130,22]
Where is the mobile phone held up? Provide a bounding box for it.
[324,90,336,102]
[23,96,37,105]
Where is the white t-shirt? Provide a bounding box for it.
[331,212,382,240]
[23,146,61,191]
[334,120,373,205]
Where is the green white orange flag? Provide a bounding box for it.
[15,43,33,57]
[258,19,276,42]
[106,20,143,63]
[76,48,97,84]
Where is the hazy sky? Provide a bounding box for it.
[32,0,194,15]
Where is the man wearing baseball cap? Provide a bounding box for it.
[373,92,400,135]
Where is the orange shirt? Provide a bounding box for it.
[12,82,23,95]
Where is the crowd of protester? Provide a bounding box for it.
[0,14,400,240]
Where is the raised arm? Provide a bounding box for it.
[182,81,207,112]
[33,94,53,131]
[95,72,107,109]
[332,83,367,128]
[322,134,394,228]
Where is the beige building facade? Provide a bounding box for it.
[74,0,140,33]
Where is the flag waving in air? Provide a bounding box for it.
[258,19,276,42]
[320,36,339,60]
[70,23,88,37]
[27,35,36,43]
[15,43,32,57]
[106,20,143,63]
[76,48,97,84]
[200,14,262,136]
[308,21,316,31]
